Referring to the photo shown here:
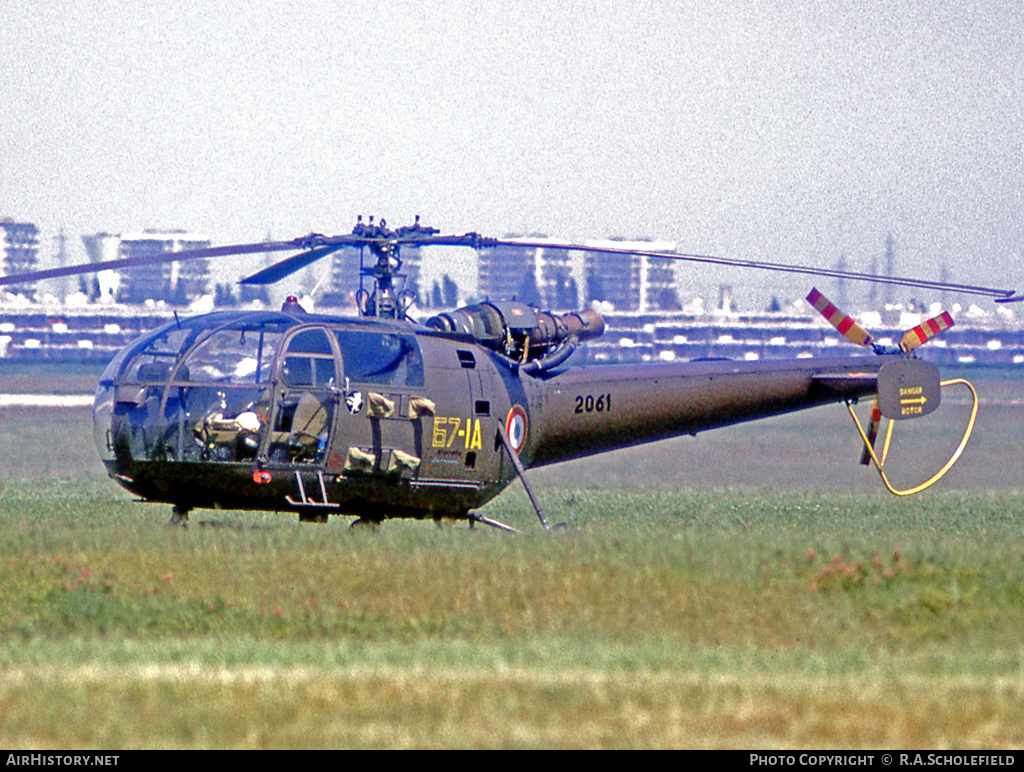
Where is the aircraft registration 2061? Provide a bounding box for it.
[2,217,1018,532]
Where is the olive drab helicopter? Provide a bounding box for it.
[2,217,1019,532]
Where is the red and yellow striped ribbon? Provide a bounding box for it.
[806,288,874,347]
[900,312,954,352]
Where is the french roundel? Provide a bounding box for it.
[505,405,528,454]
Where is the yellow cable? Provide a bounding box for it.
[846,378,978,496]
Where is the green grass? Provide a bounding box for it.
[1,480,1023,748]
[1,367,1022,747]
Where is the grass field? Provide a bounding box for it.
[0,365,1022,748]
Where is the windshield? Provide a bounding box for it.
[182,328,279,384]
[97,314,292,466]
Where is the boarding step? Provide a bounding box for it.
[285,470,338,509]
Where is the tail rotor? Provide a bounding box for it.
[807,287,956,356]
[805,288,961,471]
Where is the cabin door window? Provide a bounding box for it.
[328,329,425,477]
[266,328,338,465]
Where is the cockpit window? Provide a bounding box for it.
[281,328,336,388]
[143,327,195,356]
[182,328,281,384]
[286,328,334,355]
[334,330,424,386]
[121,327,201,383]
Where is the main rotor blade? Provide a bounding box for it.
[490,239,1016,301]
[238,245,343,285]
[0,239,329,289]
[2,221,1014,302]
[234,232,498,284]
[0,230,477,290]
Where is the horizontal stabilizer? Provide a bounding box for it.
[810,372,879,401]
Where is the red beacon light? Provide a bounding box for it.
[281,296,306,313]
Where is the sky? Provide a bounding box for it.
[2,0,1022,309]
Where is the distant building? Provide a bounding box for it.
[478,237,578,310]
[80,232,121,301]
[0,218,40,297]
[479,240,536,305]
[535,245,577,310]
[480,237,683,312]
[319,246,360,309]
[81,230,211,305]
[80,232,119,264]
[584,239,678,313]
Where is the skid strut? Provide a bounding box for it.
[468,513,521,534]
[496,422,553,531]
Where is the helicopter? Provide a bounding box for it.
[1,216,1018,532]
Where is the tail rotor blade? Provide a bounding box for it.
[806,288,874,348]
[900,311,954,352]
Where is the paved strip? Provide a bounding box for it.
[0,394,94,407]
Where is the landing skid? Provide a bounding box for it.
[468,513,520,534]
[466,513,571,534]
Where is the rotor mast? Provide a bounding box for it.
[356,215,439,320]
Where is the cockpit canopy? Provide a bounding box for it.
[98,311,297,388]
[93,311,424,468]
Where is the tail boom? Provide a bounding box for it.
[526,355,885,467]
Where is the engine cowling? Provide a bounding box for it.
[425,301,605,371]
